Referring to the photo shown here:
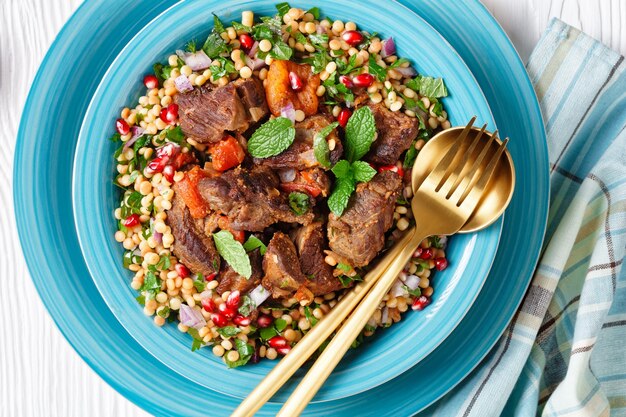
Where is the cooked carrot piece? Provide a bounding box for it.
[176,165,210,218]
[210,135,246,172]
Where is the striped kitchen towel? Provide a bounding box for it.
[420,18,626,417]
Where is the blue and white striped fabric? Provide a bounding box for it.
[420,18,626,417]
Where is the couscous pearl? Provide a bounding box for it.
[266,348,278,360]
[316,85,326,96]
[145,252,160,265]
[259,39,272,52]
[213,345,225,357]
[295,110,305,122]
[397,218,409,231]
[324,255,337,266]
[325,61,337,74]
[130,280,141,290]
[154,316,166,326]
[182,278,194,290]
[264,56,273,66]
[442,120,451,129]
[428,117,438,129]
[390,101,403,112]
[332,105,341,117]
[370,93,383,104]
[207,280,219,290]
[114,231,126,242]
[239,66,252,79]
[156,292,168,303]
[177,323,188,332]
[423,287,434,297]
[298,318,311,331]
[139,181,152,195]
[168,55,178,66]
[284,328,297,342]
[227,27,237,40]
[304,22,316,34]
[123,238,135,250]
[332,20,344,33]
[345,21,357,31]
[181,65,192,76]
[419,277,430,288]
[328,139,336,151]
[242,11,254,28]
[143,306,155,316]
[170,298,181,310]
[221,339,233,350]
[329,39,341,50]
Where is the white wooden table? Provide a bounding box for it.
[1,1,624,415]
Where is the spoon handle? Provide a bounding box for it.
[231,230,416,417]
[276,228,425,417]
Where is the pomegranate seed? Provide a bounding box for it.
[116,118,130,135]
[211,312,228,327]
[276,346,291,355]
[337,108,352,127]
[420,248,433,260]
[226,290,241,309]
[205,272,217,281]
[239,34,254,50]
[268,336,288,349]
[339,75,353,89]
[143,74,159,89]
[256,315,273,328]
[233,314,251,326]
[412,296,431,311]
[352,73,375,88]
[122,214,140,228]
[378,164,404,178]
[162,165,175,183]
[202,298,216,313]
[174,263,190,278]
[160,103,179,124]
[289,71,303,91]
[218,303,236,319]
[341,30,364,46]
[435,257,448,271]
[413,248,423,258]
[155,143,180,159]
[147,158,166,173]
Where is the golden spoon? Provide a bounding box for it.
[232,118,515,417]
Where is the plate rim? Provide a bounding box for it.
[71,0,501,401]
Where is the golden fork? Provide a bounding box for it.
[232,119,509,417]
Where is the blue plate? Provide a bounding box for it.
[72,0,498,401]
[14,0,548,415]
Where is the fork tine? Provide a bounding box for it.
[421,117,476,189]
[457,137,509,208]
[440,125,490,198]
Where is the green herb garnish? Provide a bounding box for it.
[247,117,296,158]
[243,235,267,255]
[217,326,241,337]
[313,122,338,168]
[344,106,376,163]
[289,192,310,215]
[213,230,252,278]
[225,339,255,368]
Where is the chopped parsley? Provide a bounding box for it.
[289,192,310,215]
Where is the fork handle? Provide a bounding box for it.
[231,230,417,417]
[276,228,425,417]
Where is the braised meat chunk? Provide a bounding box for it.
[261,232,307,299]
[327,171,402,267]
[176,78,269,144]
[291,222,343,295]
[216,249,264,295]
[255,114,343,170]
[197,166,314,231]
[365,103,419,165]
[168,190,221,277]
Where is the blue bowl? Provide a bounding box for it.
[72,0,500,401]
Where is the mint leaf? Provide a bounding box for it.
[368,55,387,82]
[232,22,252,32]
[309,33,328,46]
[306,7,320,19]
[212,14,226,34]
[225,339,255,368]
[403,141,418,169]
[213,230,252,278]
[331,159,352,178]
[188,328,204,352]
[389,58,410,69]
[419,77,448,98]
[328,176,356,216]
[217,326,241,337]
[304,306,318,326]
[260,326,278,340]
[274,318,288,332]
[276,2,291,16]
[289,192,310,215]
[270,41,293,61]
[243,235,267,255]
[238,295,256,316]
[344,106,376,162]
[351,161,377,182]
[248,117,296,158]
[337,262,352,272]
[405,76,421,92]
[404,285,422,297]
[313,122,338,168]
[432,100,443,116]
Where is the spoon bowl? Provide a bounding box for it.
[412,126,515,232]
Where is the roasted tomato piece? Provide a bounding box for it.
[210,135,246,172]
[265,60,320,117]
[176,165,210,218]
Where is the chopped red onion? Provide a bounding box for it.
[153,231,163,244]
[394,66,417,77]
[299,149,317,165]
[404,274,420,291]
[345,100,354,108]
[316,25,327,34]
[249,284,270,308]
[247,41,259,58]
[244,55,265,71]
[174,75,194,93]
[278,168,297,183]
[179,304,206,329]
[381,37,396,58]
[381,307,389,325]
[390,280,408,297]
[176,49,212,71]
[123,126,145,148]
[280,102,296,123]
